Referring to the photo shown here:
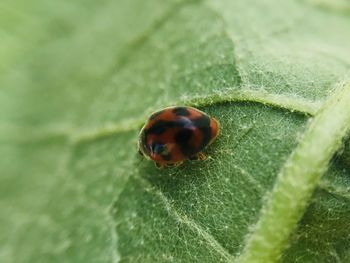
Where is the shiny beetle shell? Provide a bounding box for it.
[138,106,220,167]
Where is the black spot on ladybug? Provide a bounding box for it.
[175,129,196,156]
[175,129,193,143]
[149,110,164,120]
[146,121,167,135]
[172,107,190,116]
[192,115,210,129]
[192,116,211,150]
[147,119,190,136]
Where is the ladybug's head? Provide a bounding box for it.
[148,142,172,161]
[139,135,172,162]
[138,123,174,163]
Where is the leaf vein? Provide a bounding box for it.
[74,88,321,144]
[318,179,350,200]
[136,175,236,262]
[1,88,322,145]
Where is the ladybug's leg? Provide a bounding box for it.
[165,161,183,167]
[155,162,165,169]
[189,152,207,161]
[138,149,144,156]
[197,152,207,160]
[175,161,183,167]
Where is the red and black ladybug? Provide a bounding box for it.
[138,106,220,168]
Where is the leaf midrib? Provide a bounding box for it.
[238,81,350,263]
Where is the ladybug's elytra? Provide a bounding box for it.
[138,106,220,168]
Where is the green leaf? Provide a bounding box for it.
[1,0,350,262]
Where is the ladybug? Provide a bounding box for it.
[138,106,220,168]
